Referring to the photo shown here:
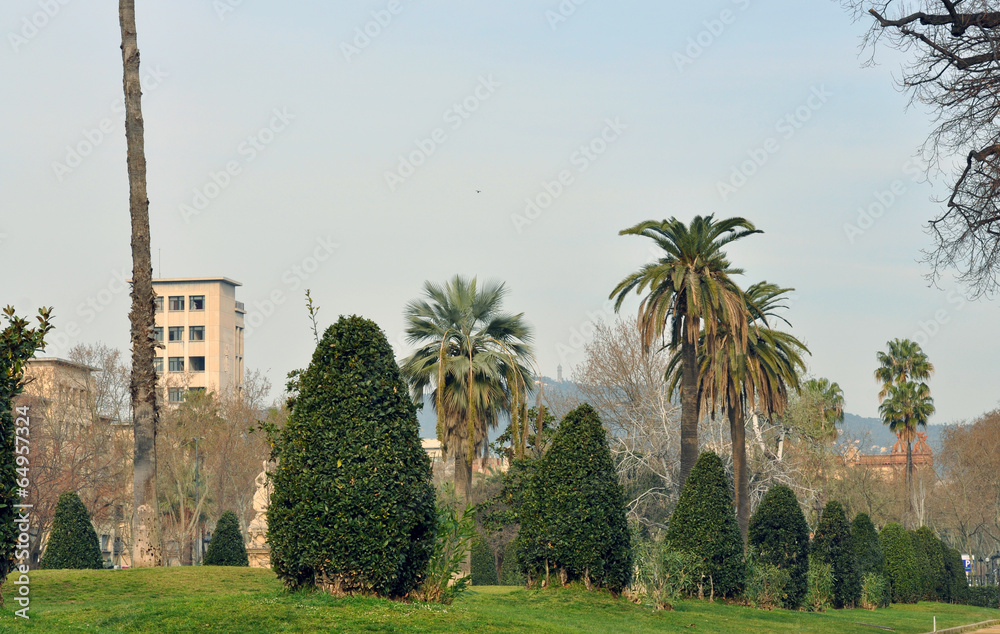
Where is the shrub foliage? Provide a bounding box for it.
[518,404,631,592]
[879,522,919,603]
[471,536,498,586]
[204,511,248,566]
[267,316,436,598]
[851,513,885,578]
[747,484,810,608]
[665,451,745,599]
[911,526,946,601]
[40,491,103,570]
[812,501,860,609]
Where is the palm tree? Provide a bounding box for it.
[610,215,761,484]
[400,276,534,507]
[874,338,934,401]
[803,378,845,439]
[120,0,161,567]
[878,381,935,523]
[669,282,808,541]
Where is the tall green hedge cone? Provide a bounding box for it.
[665,451,745,599]
[518,404,631,592]
[851,513,885,579]
[879,522,919,603]
[204,511,248,566]
[267,316,436,598]
[911,526,945,601]
[812,501,860,609]
[40,492,103,570]
[748,484,810,608]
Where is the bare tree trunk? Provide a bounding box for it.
[453,451,472,576]
[120,0,161,567]
[679,328,700,486]
[729,406,749,544]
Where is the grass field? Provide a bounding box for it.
[0,567,995,632]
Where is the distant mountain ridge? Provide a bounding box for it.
[839,412,944,455]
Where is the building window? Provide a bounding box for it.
[169,296,185,311]
[188,387,206,396]
[153,357,163,373]
[189,295,205,311]
[189,326,205,341]
[169,326,184,342]
[153,327,163,342]
[154,296,164,313]
[189,356,205,372]
[169,357,184,372]
[168,388,184,403]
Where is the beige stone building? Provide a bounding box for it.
[152,277,245,403]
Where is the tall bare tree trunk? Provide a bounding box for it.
[729,406,749,544]
[120,0,161,567]
[679,326,700,486]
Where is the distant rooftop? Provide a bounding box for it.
[152,277,242,286]
[28,357,101,373]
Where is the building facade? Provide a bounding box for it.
[152,277,245,403]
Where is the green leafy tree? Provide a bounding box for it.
[610,215,759,484]
[665,451,745,599]
[812,501,860,609]
[400,276,534,508]
[803,378,845,439]
[518,404,631,592]
[748,484,810,608]
[203,511,248,567]
[879,522,919,603]
[911,526,945,601]
[1,306,52,585]
[851,513,886,579]
[40,491,103,570]
[268,316,436,598]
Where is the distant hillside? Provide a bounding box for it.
[839,412,944,455]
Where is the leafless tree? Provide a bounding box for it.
[843,0,1000,296]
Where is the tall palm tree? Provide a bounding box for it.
[120,0,161,567]
[874,338,934,401]
[803,377,845,439]
[878,381,935,523]
[400,276,534,507]
[610,216,760,484]
[669,282,808,541]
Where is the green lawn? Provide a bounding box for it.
[0,567,995,633]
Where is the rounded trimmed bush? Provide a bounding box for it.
[911,526,945,601]
[851,513,884,578]
[665,451,745,599]
[812,501,860,609]
[40,491,103,570]
[941,545,969,604]
[204,511,249,566]
[471,537,498,586]
[268,315,437,598]
[879,522,919,603]
[748,484,810,608]
[518,404,631,592]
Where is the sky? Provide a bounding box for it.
[1,0,997,424]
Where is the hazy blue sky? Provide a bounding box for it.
[2,0,996,423]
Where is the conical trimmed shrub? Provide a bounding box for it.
[268,315,436,597]
[40,492,103,570]
[879,522,919,603]
[911,527,946,601]
[665,451,745,599]
[851,513,884,579]
[812,501,860,609]
[204,511,249,566]
[518,404,631,592]
[748,484,809,608]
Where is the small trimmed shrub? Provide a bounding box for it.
[851,513,885,579]
[633,540,702,610]
[40,491,103,570]
[860,573,889,610]
[268,316,436,598]
[805,555,834,611]
[499,538,525,586]
[665,451,746,599]
[879,522,919,603]
[204,511,248,566]
[964,585,999,609]
[471,537,498,586]
[911,526,945,601]
[747,485,809,608]
[812,501,860,608]
[518,404,631,592]
[745,562,792,610]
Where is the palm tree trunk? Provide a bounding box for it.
[679,333,699,486]
[729,406,749,544]
[906,438,914,527]
[120,0,161,567]
[454,450,472,576]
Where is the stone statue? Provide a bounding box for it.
[246,461,274,565]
